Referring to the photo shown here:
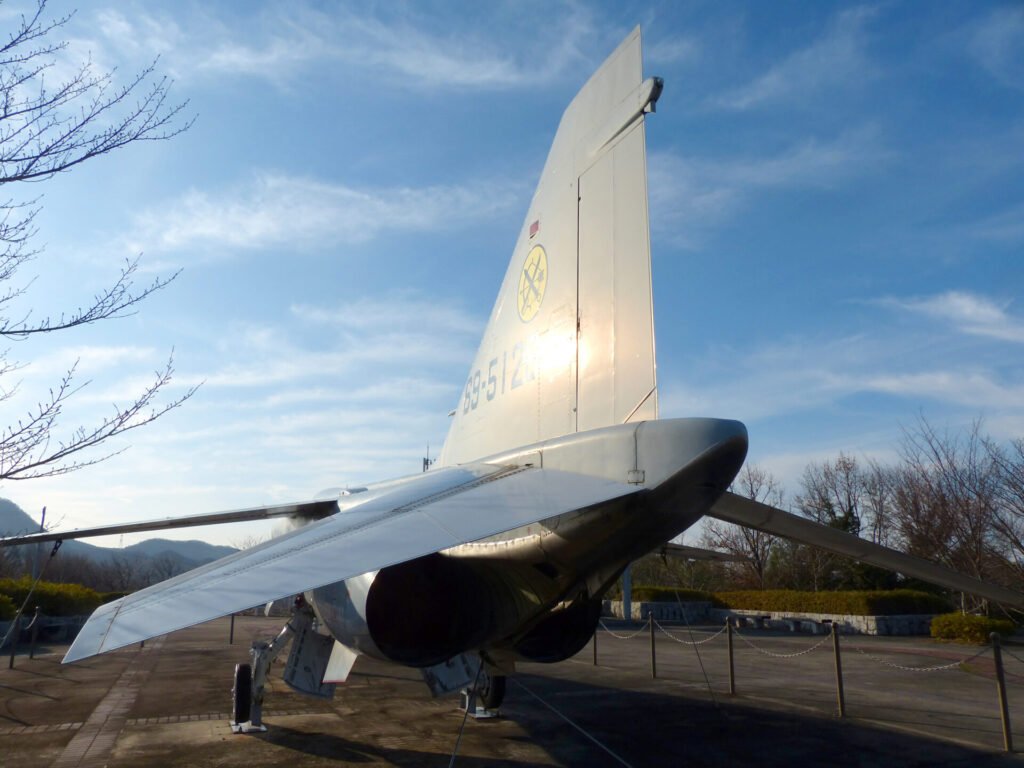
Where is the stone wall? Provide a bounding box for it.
[601,602,935,635]
[602,600,713,623]
[711,608,935,636]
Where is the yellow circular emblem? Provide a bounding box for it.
[517,245,548,322]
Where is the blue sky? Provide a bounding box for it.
[2,1,1022,546]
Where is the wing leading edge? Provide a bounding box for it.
[709,491,1024,607]
[65,464,640,663]
[0,500,339,547]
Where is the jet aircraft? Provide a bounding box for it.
[2,27,1022,729]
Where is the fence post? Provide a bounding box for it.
[992,633,1013,752]
[727,618,735,695]
[831,621,846,718]
[7,614,19,669]
[649,613,656,679]
[230,614,236,645]
[28,607,41,660]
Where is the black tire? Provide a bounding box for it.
[233,663,252,724]
[479,671,506,710]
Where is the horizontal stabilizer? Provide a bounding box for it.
[709,491,1024,607]
[64,464,639,663]
[0,500,339,547]
[655,542,744,562]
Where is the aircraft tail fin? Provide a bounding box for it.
[440,28,660,465]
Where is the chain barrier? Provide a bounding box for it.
[598,620,648,640]
[1000,646,1024,667]
[847,642,990,672]
[654,618,727,646]
[733,626,831,658]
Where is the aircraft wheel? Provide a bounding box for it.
[478,670,506,709]
[233,663,252,723]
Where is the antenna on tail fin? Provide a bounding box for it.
[439,27,660,467]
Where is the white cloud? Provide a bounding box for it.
[646,36,699,66]
[99,2,600,91]
[711,6,876,111]
[660,327,1024,426]
[291,295,481,336]
[881,291,1024,344]
[649,128,884,246]
[968,7,1024,91]
[972,201,1024,243]
[121,173,523,259]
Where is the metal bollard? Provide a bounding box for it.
[991,633,1013,752]
[831,622,846,718]
[28,607,41,660]
[649,613,656,678]
[230,614,236,645]
[727,619,735,695]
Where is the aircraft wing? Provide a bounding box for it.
[709,491,1024,607]
[64,463,639,662]
[0,500,339,547]
[655,543,744,562]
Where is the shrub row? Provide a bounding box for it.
[930,613,1016,644]
[0,593,14,620]
[629,586,952,616]
[629,586,722,605]
[0,577,103,617]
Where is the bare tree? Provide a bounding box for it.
[891,418,1003,607]
[0,1,194,482]
[988,437,1024,582]
[702,464,782,588]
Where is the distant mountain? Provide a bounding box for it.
[123,538,237,563]
[0,498,238,567]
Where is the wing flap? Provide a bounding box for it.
[709,491,1024,607]
[65,465,639,662]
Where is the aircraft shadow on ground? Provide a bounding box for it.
[501,673,1018,768]
[260,723,556,767]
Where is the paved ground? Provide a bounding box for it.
[2,615,1024,767]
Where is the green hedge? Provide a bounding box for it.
[0,593,14,620]
[930,613,1016,644]
[0,577,103,617]
[630,586,723,605]
[628,586,951,616]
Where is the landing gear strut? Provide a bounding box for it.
[231,597,335,733]
[478,669,506,709]
[460,664,506,718]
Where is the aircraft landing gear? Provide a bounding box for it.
[459,665,505,718]
[478,669,506,709]
[231,596,334,733]
[232,663,252,725]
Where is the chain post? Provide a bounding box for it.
[28,607,41,660]
[649,613,656,679]
[7,614,19,669]
[831,621,846,718]
[992,633,1013,752]
[727,618,735,695]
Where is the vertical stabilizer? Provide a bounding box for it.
[439,28,659,466]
